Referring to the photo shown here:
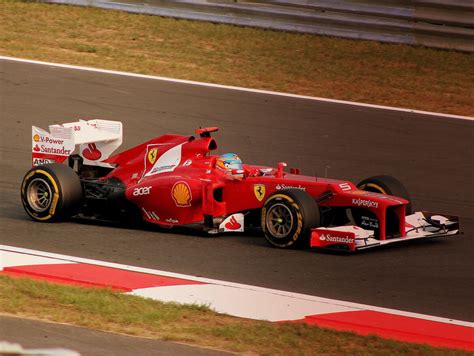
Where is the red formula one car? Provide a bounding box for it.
[21,120,460,251]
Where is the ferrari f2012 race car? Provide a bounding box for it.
[21,120,460,251]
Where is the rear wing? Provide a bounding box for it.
[32,119,122,167]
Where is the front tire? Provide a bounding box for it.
[261,189,320,248]
[21,163,83,222]
[357,175,411,214]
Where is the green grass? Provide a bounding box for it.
[0,275,469,355]
[0,0,473,115]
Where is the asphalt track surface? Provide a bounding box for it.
[1,59,473,325]
[0,315,228,355]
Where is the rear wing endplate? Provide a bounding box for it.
[32,119,122,167]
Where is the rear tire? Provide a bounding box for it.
[21,163,83,222]
[261,189,320,249]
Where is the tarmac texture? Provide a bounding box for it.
[0,315,228,355]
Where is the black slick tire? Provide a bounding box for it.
[261,189,320,249]
[21,163,83,222]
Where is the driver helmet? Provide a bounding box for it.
[216,153,243,173]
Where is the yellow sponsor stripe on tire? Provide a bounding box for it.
[261,206,267,233]
[269,194,295,204]
[291,209,303,243]
[25,170,60,221]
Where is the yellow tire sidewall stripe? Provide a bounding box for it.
[261,194,304,247]
[23,169,60,221]
[365,183,387,194]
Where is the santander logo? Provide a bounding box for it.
[225,216,241,230]
[319,234,354,244]
[82,143,102,161]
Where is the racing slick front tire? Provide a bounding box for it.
[357,175,412,214]
[21,163,83,222]
[261,189,320,249]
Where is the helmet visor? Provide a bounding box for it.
[224,159,243,171]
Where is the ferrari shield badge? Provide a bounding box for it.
[142,145,160,178]
[254,184,266,202]
[147,147,158,165]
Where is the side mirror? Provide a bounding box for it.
[209,156,217,168]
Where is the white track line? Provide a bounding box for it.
[1,56,472,121]
[1,245,473,327]
[0,251,76,268]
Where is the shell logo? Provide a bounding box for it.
[33,134,40,142]
[172,181,192,207]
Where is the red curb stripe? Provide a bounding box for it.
[2,264,204,292]
[296,311,474,351]
[2,270,131,291]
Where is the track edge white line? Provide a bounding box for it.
[1,56,472,121]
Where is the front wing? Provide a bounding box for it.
[310,211,460,252]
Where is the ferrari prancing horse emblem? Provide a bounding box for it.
[254,184,266,202]
[147,147,158,165]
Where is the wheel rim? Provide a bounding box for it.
[266,203,294,238]
[27,178,53,212]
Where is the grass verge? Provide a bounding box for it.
[0,0,473,116]
[0,275,468,355]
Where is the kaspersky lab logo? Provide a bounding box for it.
[352,198,378,209]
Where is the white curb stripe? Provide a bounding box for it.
[1,56,472,121]
[131,284,358,321]
[1,245,473,327]
[1,251,76,268]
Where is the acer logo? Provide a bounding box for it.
[133,186,152,196]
